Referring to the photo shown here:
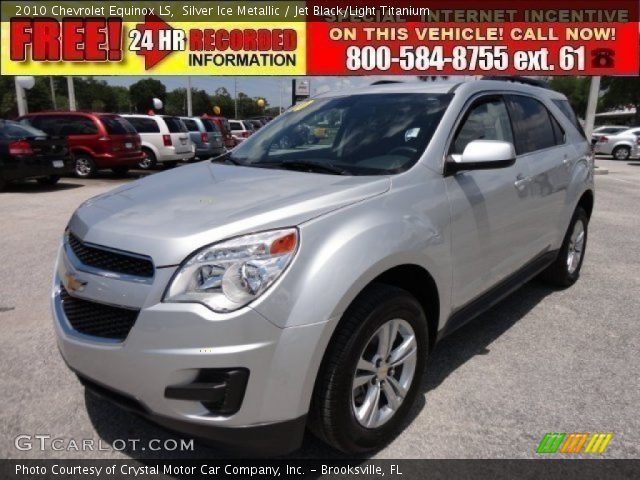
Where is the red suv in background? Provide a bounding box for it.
[203,115,235,149]
[18,112,144,177]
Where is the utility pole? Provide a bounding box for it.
[585,76,601,138]
[67,76,77,111]
[186,76,193,116]
[15,78,28,115]
[50,76,57,110]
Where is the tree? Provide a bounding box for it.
[166,88,187,115]
[129,78,166,113]
[600,77,640,124]
[211,87,234,117]
[549,77,590,118]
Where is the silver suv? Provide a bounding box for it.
[52,79,594,455]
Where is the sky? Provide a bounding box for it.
[92,75,460,109]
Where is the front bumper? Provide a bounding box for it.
[52,245,328,453]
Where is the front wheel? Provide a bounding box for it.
[540,207,588,287]
[309,284,428,454]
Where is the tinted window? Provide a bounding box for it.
[550,114,565,145]
[182,119,199,132]
[126,117,160,133]
[229,121,242,130]
[28,115,98,136]
[451,98,514,155]
[201,119,220,133]
[0,120,47,139]
[552,99,586,138]
[596,127,627,135]
[100,116,136,134]
[507,96,556,154]
[161,116,187,133]
[230,93,452,176]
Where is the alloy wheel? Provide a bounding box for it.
[567,220,585,274]
[351,318,417,429]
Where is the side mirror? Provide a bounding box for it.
[447,140,516,174]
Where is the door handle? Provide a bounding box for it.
[514,175,531,190]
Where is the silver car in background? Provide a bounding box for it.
[52,79,594,455]
[593,126,640,160]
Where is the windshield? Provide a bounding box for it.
[228,93,452,175]
[594,127,626,135]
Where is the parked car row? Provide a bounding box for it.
[0,111,243,189]
[591,125,640,160]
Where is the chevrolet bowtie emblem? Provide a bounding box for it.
[64,273,87,292]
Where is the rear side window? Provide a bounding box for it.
[182,119,199,131]
[100,116,136,135]
[229,121,242,130]
[126,117,160,133]
[451,98,514,155]
[28,115,98,136]
[507,96,557,154]
[201,119,219,133]
[161,116,187,133]
[1,121,46,139]
[552,99,586,138]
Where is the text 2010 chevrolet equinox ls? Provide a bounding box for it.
[53,79,594,455]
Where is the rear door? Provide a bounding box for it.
[28,114,100,153]
[99,115,141,158]
[505,95,574,255]
[445,95,536,308]
[161,116,191,153]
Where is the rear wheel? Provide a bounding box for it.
[309,284,428,454]
[138,149,157,169]
[540,207,588,287]
[613,146,630,161]
[74,154,97,178]
[36,175,60,186]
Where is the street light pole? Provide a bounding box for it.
[234,78,238,119]
[15,78,28,116]
[186,76,193,116]
[50,76,57,110]
[585,76,601,138]
[67,76,77,111]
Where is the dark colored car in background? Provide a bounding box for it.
[246,119,264,131]
[0,120,73,190]
[18,112,144,177]
[180,117,226,159]
[204,115,235,149]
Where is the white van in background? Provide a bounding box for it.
[122,115,194,169]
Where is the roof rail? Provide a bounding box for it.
[481,76,550,89]
[370,80,404,85]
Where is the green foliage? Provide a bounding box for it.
[129,78,167,113]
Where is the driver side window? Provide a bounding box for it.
[451,98,514,156]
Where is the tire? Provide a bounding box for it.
[36,175,60,186]
[309,283,428,454]
[539,207,588,288]
[74,154,97,178]
[111,167,130,177]
[139,149,157,170]
[612,146,630,161]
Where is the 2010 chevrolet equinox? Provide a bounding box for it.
[53,79,594,454]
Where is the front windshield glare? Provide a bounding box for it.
[230,93,452,175]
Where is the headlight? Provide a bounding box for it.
[164,229,298,312]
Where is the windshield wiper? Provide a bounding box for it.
[211,151,242,165]
[254,160,351,175]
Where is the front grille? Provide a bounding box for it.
[67,232,154,278]
[60,287,139,341]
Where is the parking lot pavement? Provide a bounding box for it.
[1,159,639,460]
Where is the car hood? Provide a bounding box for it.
[68,162,390,266]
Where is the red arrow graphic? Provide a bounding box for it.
[133,14,175,70]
